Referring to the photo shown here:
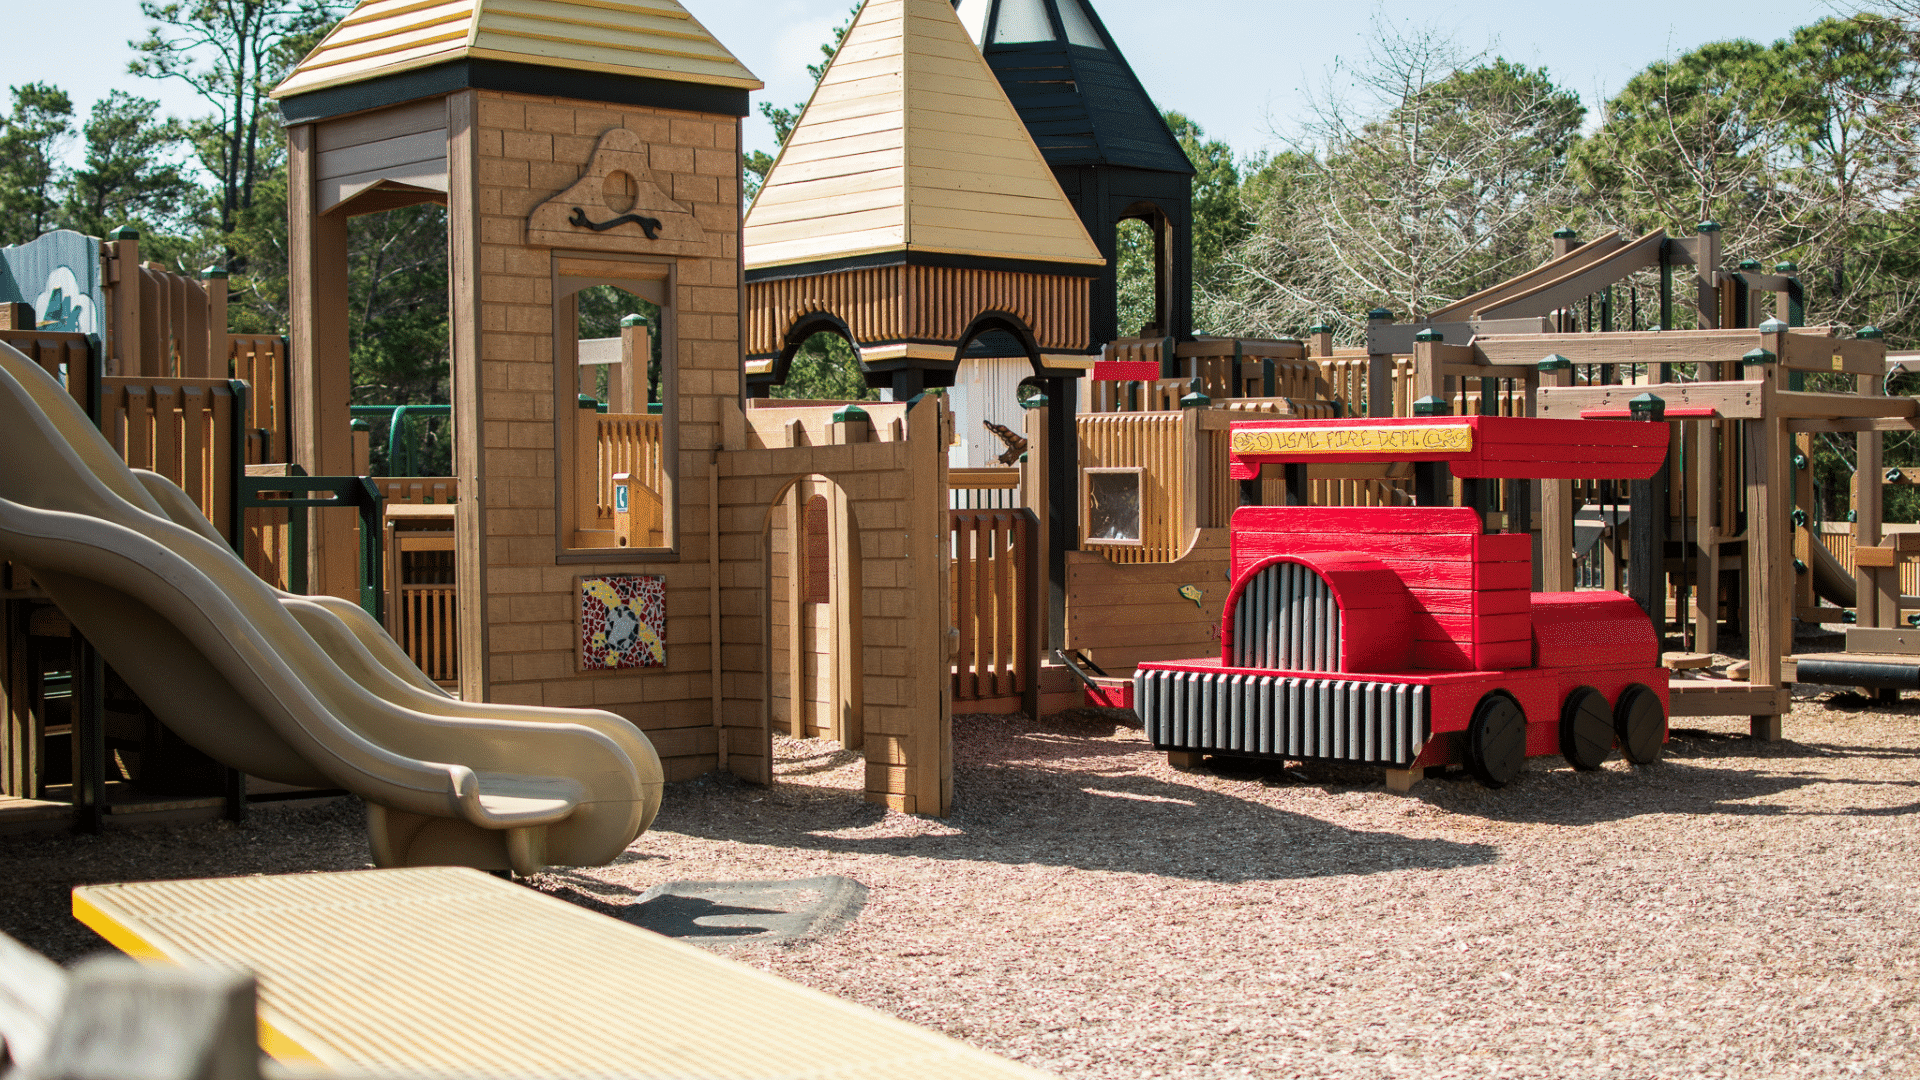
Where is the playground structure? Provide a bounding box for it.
[2,0,1918,844]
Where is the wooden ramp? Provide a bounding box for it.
[74,867,1055,1079]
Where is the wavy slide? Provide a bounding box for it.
[0,343,662,874]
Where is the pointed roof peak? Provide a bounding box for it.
[958,0,1192,175]
[745,0,1103,271]
[271,0,761,101]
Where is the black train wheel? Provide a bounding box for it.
[1558,686,1614,771]
[1613,684,1666,764]
[1467,691,1527,788]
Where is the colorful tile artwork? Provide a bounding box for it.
[579,575,666,670]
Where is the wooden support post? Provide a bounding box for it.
[72,634,106,833]
[1167,751,1204,768]
[1045,377,1076,651]
[288,125,357,603]
[1743,364,1787,740]
[1693,223,1722,331]
[202,267,229,379]
[1628,395,1669,645]
[1695,418,1721,654]
[1383,767,1420,793]
[1793,432,1816,615]
[1538,357,1576,591]
[1283,463,1307,506]
[1856,363,1887,626]
[2,599,37,799]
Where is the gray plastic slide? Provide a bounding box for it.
[0,342,661,874]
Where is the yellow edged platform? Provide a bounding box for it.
[74,866,1056,1079]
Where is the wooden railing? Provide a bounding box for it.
[393,584,459,684]
[101,376,243,544]
[950,508,1039,712]
[595,413,664,517]
[0,330,93,415]
[229,334,288,464]
[951,467,1020,509]
[374,477,459,506]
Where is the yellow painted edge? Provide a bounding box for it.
[71,891,169,961]
[276,41,760,98]
[71,891,326,1067]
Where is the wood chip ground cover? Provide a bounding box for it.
[2,698,1914,1078]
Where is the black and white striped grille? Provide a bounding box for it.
[1231,562,1340,671]
[1135,669,1429,766]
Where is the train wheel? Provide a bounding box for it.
[1467,691,1526,788]
[1614,684,1666,764]
[1558,687,1613,771]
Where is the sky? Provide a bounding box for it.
[16,0,1850,170]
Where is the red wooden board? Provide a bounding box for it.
[1093,360,1162,382]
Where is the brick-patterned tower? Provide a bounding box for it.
[271,0,765,781]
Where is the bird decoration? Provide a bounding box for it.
[982,419,1027,465]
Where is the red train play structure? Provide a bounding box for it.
[1134,414,1673,788]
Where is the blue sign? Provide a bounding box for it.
[0,230,105,340]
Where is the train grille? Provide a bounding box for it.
[1231,562,1339,671]
[1134,668,1429,766]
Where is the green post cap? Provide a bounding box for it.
[647,401,663,415]
[1792,508,1808,528]
[620,314,646,327]
[1737,258,1763,271]
[1741,348,1777,365]
[1696,221,1722,233]
[350,419,370,432]
[1413,327,1444,343]
[1857,325,1884,340]
[1629,393,1665,421]
[1179,377,1211,410]
[1367,308,1393,322]
[1412,395,1451,417]
[1758,318,1788,334]
[578,394,600,409]
[1538,354,1572,372]
[109,225,139,240]
[1020,394,1049,410]
[200,266,228,280]
[1775,262,1799,274]
[1794,557,1808,575]
[1552,227,1578,239]
[1888,467,1905,485]
[1791,451,1807,470]
[832,405,870,423]
[1308,323,1333,335]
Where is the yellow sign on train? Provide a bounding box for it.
[1230,424,1474,457]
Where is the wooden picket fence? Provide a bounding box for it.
[949,509,1039,712]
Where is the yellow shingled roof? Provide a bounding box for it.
[744,0,1103,270]
[271,0,761,100]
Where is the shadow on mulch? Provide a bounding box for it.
[641,713,1497,886]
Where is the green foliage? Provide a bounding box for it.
[347,205,450,406]
[0,84,75,245]
[131,0,343,255]
[61,91,203,244]
[772,333,875,402]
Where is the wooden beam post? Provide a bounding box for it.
[287,124,357,602]
[1742,359,1787,740]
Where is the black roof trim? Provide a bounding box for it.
[277,58,751,125]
